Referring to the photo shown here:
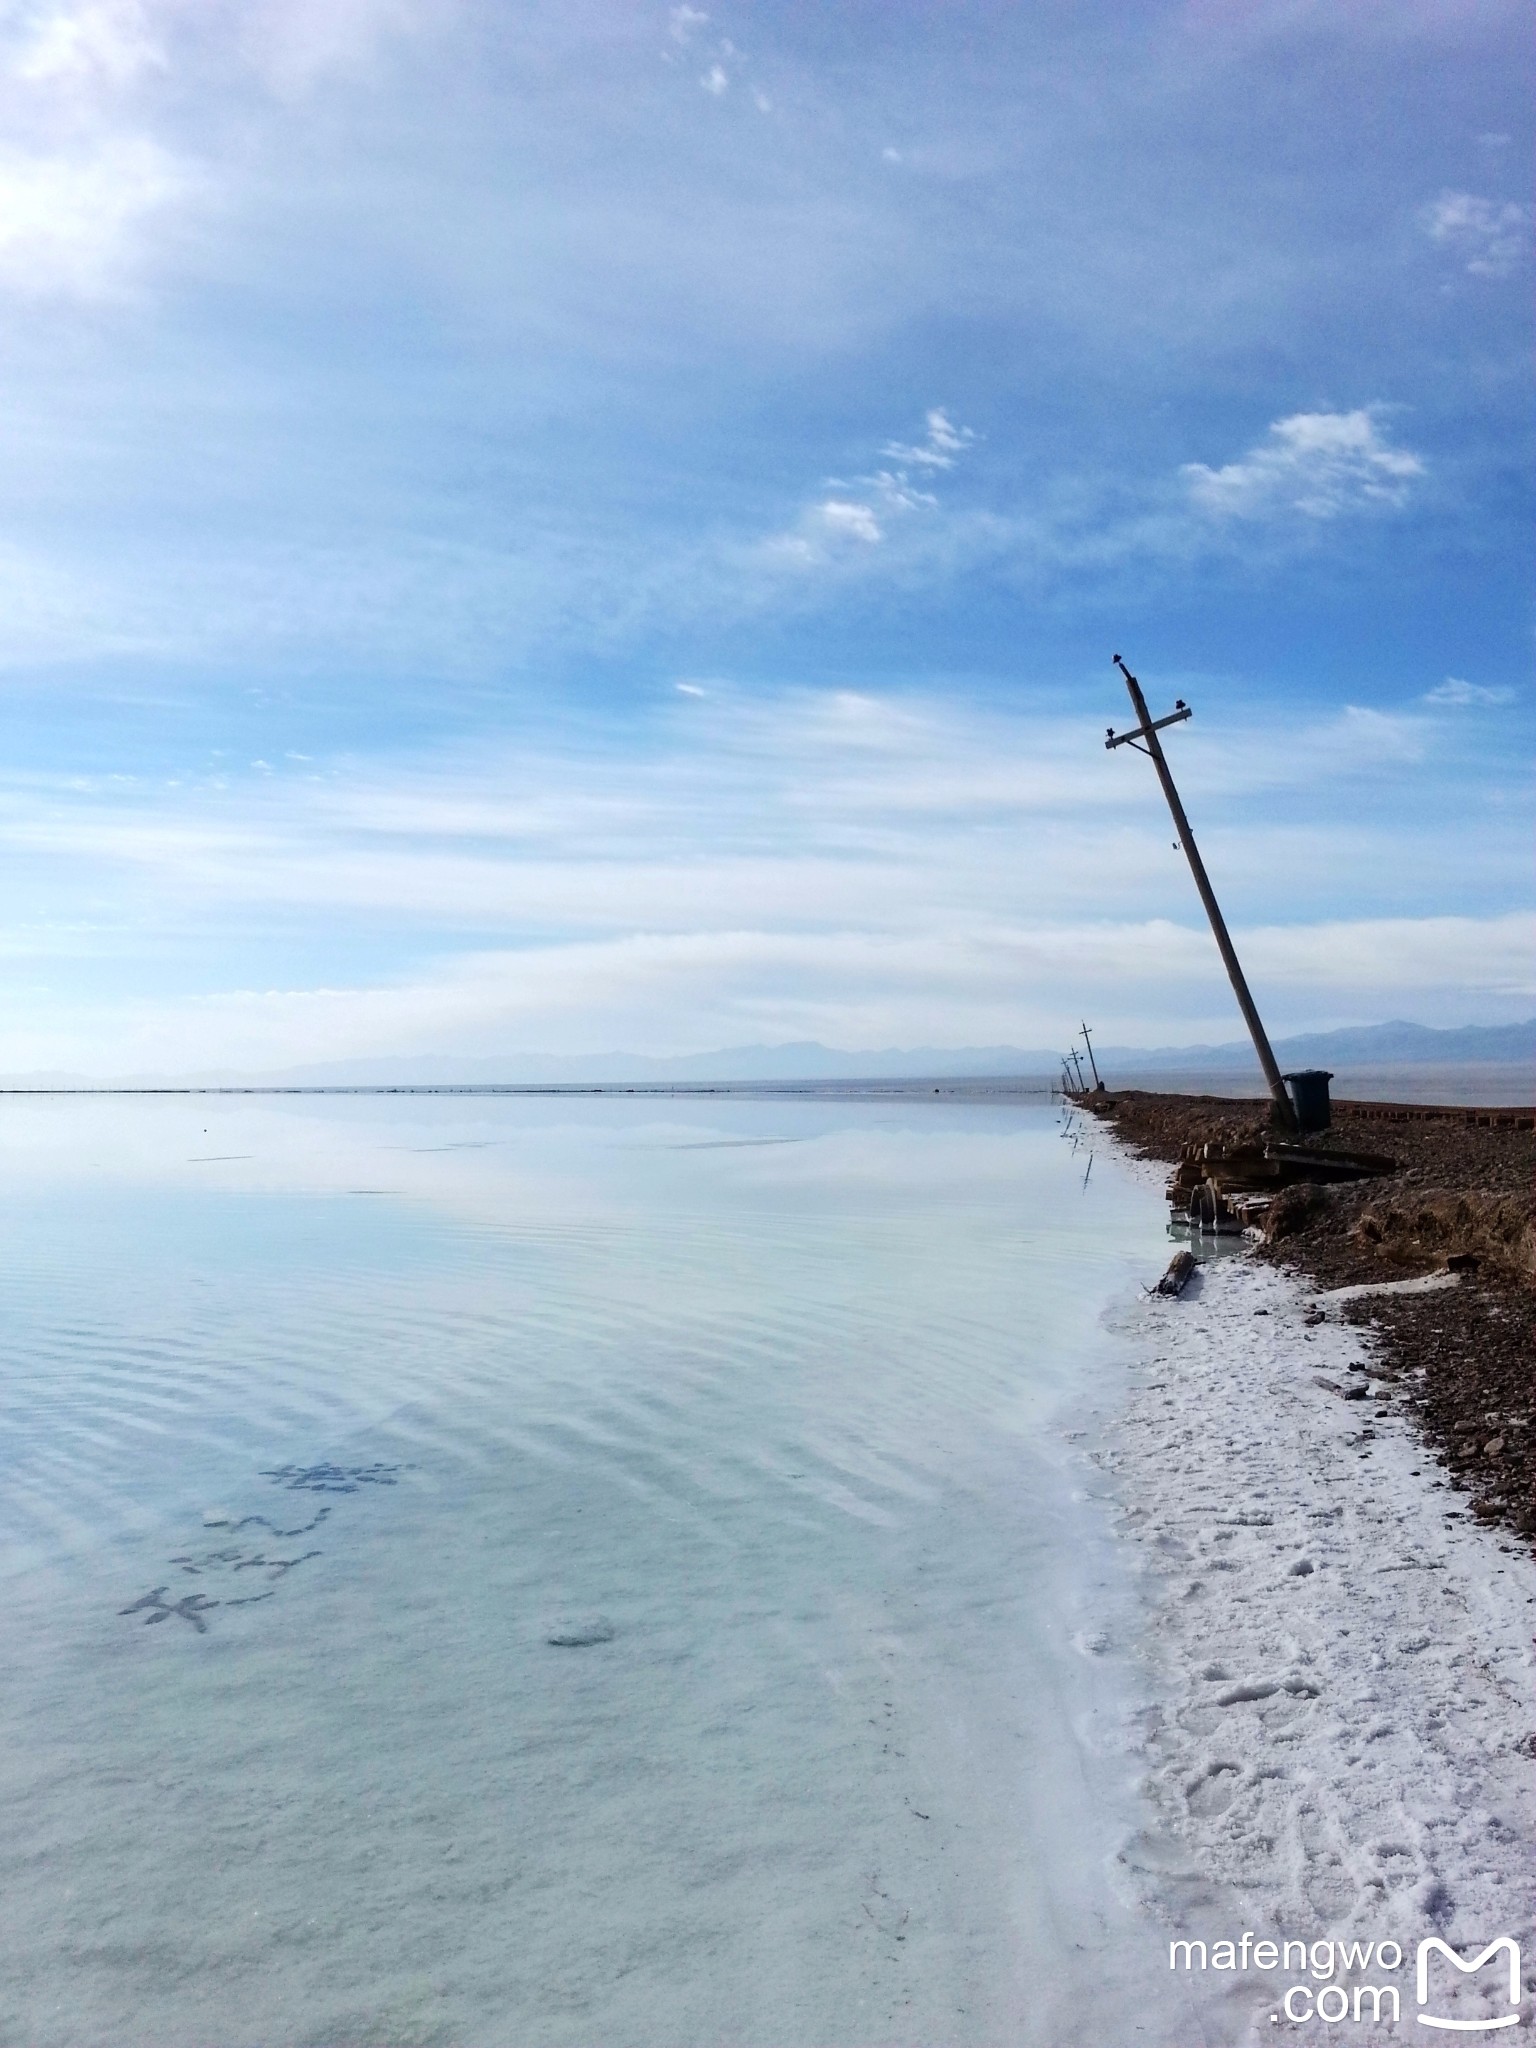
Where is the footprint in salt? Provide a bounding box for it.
[1186,1761,1242,1816]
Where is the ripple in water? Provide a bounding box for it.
[0,1092,1188,2047]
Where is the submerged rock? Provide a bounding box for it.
[545,1620,616,1648]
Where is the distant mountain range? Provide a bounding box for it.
[1098,1017,1536,1073]
[7,1018,1532,1089]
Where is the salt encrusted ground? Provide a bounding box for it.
[1085,1219,1536,2046]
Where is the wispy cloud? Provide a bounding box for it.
[1419,190,1532,278]
[0,1,1524,1078]
[0,680,1523,1071]
[0,0,433,298]
[1424,676,1515,708]
[813,499,885,544]
[880,408,975,472]
[0,133,187,298]
[740,400,1427,618]
[668,6,708,46]
[0,0,181,299]
[1182,410,1424,521]
[662,8,759,104]
[14,0,167,88]
[1324,705,1425,765]
[762,409,974,565]
[12,907,1531,1077]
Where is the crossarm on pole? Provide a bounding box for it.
[1106,704,1191,750]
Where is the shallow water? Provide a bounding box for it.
[0,1093,1186,2046]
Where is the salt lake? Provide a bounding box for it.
[0,1090,1200,2046]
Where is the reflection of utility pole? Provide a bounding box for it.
[1106,655,1295,1128]
[1080,1021,1102,1090]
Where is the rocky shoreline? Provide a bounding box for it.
[1079,1090,1534,1548]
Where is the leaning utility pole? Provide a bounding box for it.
[1068,1047,1088,1091]
[1106,654,1295,1129]
[1079,1021,1102,1090]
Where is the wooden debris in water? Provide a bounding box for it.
[1152,1248,1198,1297]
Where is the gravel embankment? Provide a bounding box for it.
[1081,1090,1534,1546]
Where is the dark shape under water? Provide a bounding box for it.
[259,1461,400,1493]
[196,1506,332,1539]
[119,1589,218,1633]
[545,1620,616,1648]
[119,1461,400,1634]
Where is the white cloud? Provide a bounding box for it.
[1419,190,1531,278]
[237,0,430,95]
[1424,677,1515,708]
[14,0,166,88]
[10,905,1531,1076]
[690,28,744,96]
[1313,704,1424,764]
[881,408,975,471]
[816,499,883,543]
[0,0,186,298]
[1243,912,1535,998]
[763,409,973,567]
[0,133,187,297]
[0,681,1525,1072]
[0,0,433,300]
[668,5,708,46]
[1182,409,1424,521]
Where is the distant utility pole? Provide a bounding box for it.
[1068,1047,1088,1091]
[1106,654,1295,1129]
[1079,1021,1102,1090]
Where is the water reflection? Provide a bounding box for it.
[0,1092,1182,2047]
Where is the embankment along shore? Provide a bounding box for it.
[1073,1091,1535,2040]
[1082,1088,1533,1550]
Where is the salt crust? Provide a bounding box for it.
[1085,1176,1536,2045]
[1073,1146,1536,2039]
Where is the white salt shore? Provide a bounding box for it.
[1080,1147,1536,2045]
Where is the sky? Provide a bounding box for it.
[0,0,1531,1075]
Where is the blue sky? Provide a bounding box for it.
[0,0,1530,1073]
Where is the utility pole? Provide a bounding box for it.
[1106,655,1295,1129]
[1079,1021,1102,1090]
[1068,1047,1088,1091]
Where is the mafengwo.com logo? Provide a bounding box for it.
[1168,1932,1524,2030]
[1416,1940,1522,2033]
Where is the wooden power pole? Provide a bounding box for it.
[1079,1021,1102,1090]
[1106,654,1295,1129]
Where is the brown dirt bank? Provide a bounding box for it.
[1081,1089,1534,1548]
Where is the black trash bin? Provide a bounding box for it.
[1283,1068,1333,1134]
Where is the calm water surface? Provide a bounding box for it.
[0,1093,1186,2046]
